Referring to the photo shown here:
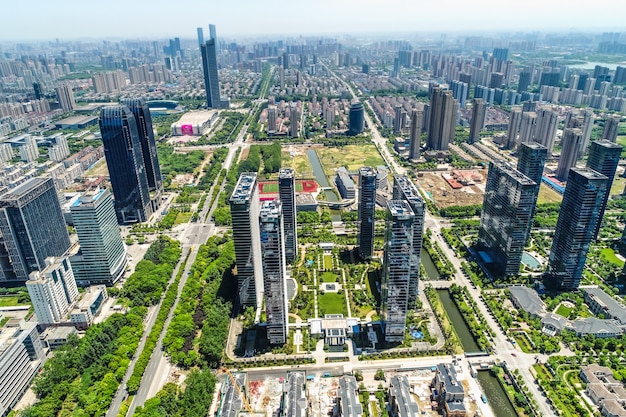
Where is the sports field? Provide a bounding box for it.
[258,180,318,194]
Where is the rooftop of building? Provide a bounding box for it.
[42,326,77,340]
[230,173,257,202]
[519,141,548,151]
[388,200,414,218]
[295,193,317,205]
[592,139,623,150]
[170,110,219,126]
[71,188,108,208]
[436,364,464,396]
[0,176,50,202]
[260,200,281,217]
[567,317,623,336]
[359,166,376,177]
[284,372,306,417]
[55,115,99,125]
[389,375,420,417]
[492,161,536,186]
[219,372,246,417]
[338,376,363,417]
[76,286,107,310]
[509,286,546,316]
[279,168,295,179]
[582,286,626,325]
[571,167,609,181]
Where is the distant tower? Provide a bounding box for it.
[468,98,487,144]
[267,105,277,133]
[516,142,548,238]
[208,23,218,53]
[408,107,423,160]
[506,107,522,149]
[290,105,299,137]
[382,200,414,343]
[427,87,457,150]
[0,177,71,282]
[393,105,404,134]
[259,200,288,345]
[33,82,42,100]
[478,161,537,277]
[534,107,558,154]
[99,106,152,223]
[556,128,583,181]
[278,168,297,264]
[548,168,608,290]
[230,173,263,308]
[197,27,204,46]
[55,83,75,112]
[70,188,128,286]
[200,38,222,108]
[121,98,162,192]
[357,167,377,260]
[602,115,620,143]
[392,175,424,307]
[578,109,594,158]
[349,102,365,135]
[27,257,78,326]
[518,112,537,144]
[586,140,623,239]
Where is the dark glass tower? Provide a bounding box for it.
[357,167,377,260]
[349,102,364,135]
[278,168,297,263]
[548,168,608,290]
[121,98,163,192]
[586,140,623,239]
[0,177,71,282]
[477,161,536,277]
[517,142,548,238]
[201,38,222,108]
[99,106,151,224]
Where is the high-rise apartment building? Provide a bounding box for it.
[349,102,364,135]
[468,98,486,144]
[586,140,623,239]
[290,105,299,137]
[548,168,608,290]
[267,105,277,133]
[408,107,423,160]
[27,257,78,325]
[602,115,620,143]
[55,83,75,112]
[427,87,457,150]
[259,200,288,345]
[230,173,263,308]
[121,98,163,192]
[0,177,71,282]
[556,128,583,181]
[357,167,377,260]
[48,134,70,162]
[477,161,536,277]
[201,38,222,108]
[506,107,522,149]
[70,188,127,286]
[535,107,558,154]
[518,112,537,144]
[19,136,39,162]
[392,175,424,307]
[278,168,297,264]
[99,106,152,223]
[382,200,414,343]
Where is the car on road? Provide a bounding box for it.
[511,353,516,357]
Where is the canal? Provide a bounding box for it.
[436,289,480,352]
[476,370,518,417]
[307,148,341,221]
[421,249,440,280]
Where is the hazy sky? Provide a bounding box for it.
[2,0,626,41]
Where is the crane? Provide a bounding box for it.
[220,367,254,414]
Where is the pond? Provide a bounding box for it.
[521,252,541,269]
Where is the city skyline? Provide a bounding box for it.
[2,0,626,41]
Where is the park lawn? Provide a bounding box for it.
[611,176,626,196]
[0,296,25,307]
[323,255,333,270]
[555,304,574,318]
[601,247,625,267]
[282,151,315,178]
[316,144,385,174]
[320,271,339,283]
[318,292,347,315]
[537,183,563,204]
[261,183,279,193]
[174,212,192,225]
[511,331,535,353]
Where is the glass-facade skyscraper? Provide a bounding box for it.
[478,161,536,277]
[516,142,548,238]
[121,98,163,192]
[0,177,71,282]
[278,168,297,264]
[99,106,152,224]
[70,188,127,286]
[357,167,377,260]
[201,38,222,108]
[382,200,414,343]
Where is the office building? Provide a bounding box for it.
[197,27,204,46]
[506,107,522,149]
[548,168,608,290]
[468,98,486,144]
[0,320,45,417]
[55,83,75,112]
[602,115,620,143]
[201,38,222,108]
[27,257,78,325]
[336,167,356,199]
[357,167,377,260]
[392,175,424,307]
[230,173,263,308]
[408,107,423,160]
[279,168,297,264]
[517,142,548,238]
[0,177,71,283]
[99,106,152,223]
[556,128,583,181]
[518,111,537,144]
[382,200,414,343]
[121,98,163,192]
[535,107,558,154]
[586,140,623,239]
[70,188,127,286]
[427,87,457,150]
[477,161,536,277]
[349,102,364,135]
[259,200,288,345]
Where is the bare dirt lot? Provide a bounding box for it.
[416,171,485,208]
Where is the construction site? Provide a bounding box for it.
[415,170,486,208]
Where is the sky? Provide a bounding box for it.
[2,0,626,41]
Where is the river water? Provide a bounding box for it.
[421,248,440,280]
[306,148,342,221]
[436,289,480,352]
[476,370,518,417]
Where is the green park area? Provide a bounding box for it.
[320,271,339,283]
[317,144,385,174]
[282,150,315,178]
[0,296,26,307]
[537,184,562,204]
[318,292,347,316]
[555,303,574,318]
[600,248,625,266]
[323,254,333,270]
